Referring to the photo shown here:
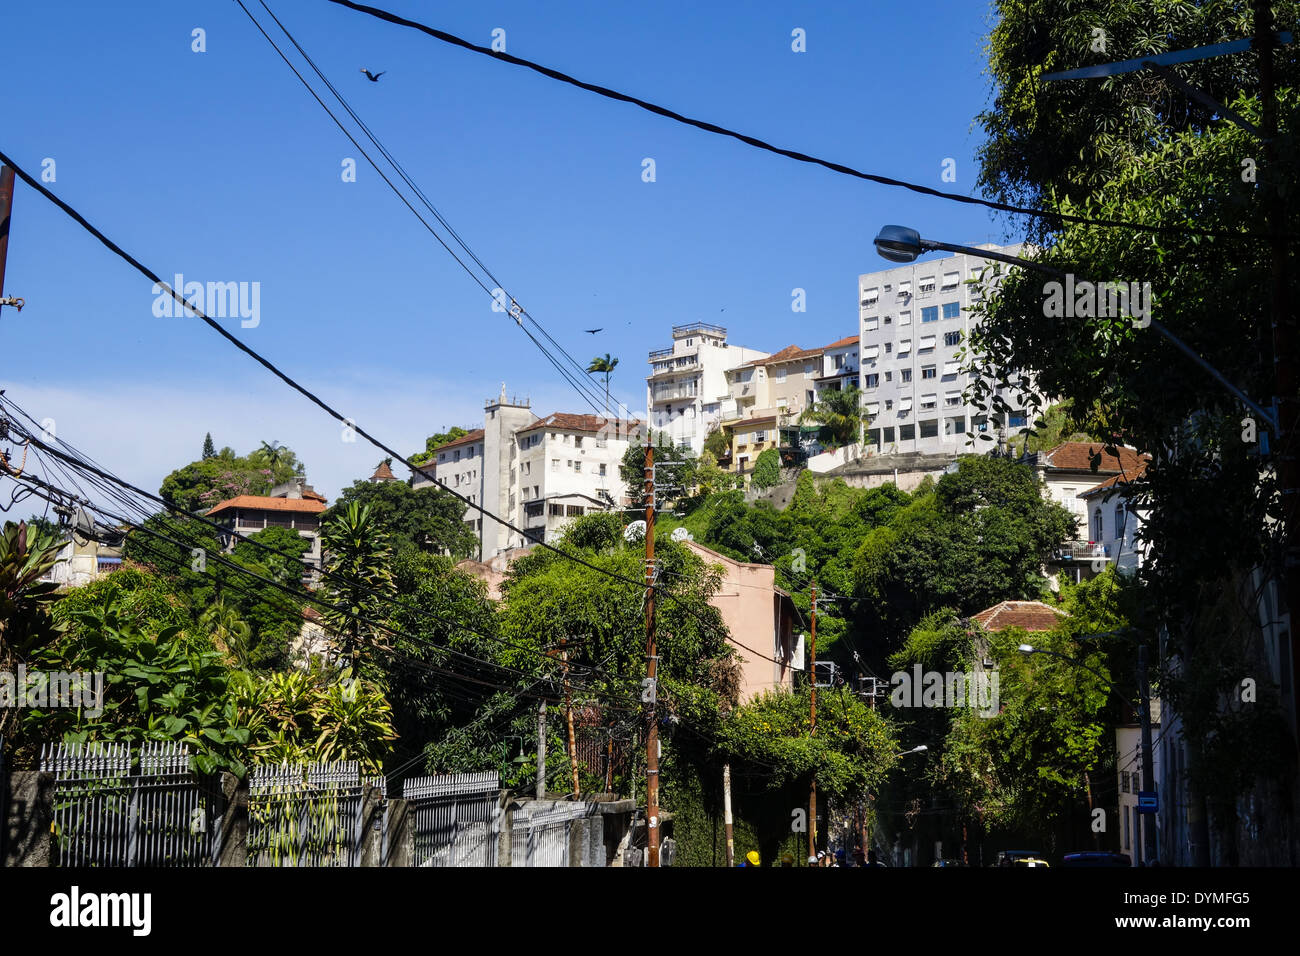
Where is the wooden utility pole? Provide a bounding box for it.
[808,583,817,861]
[0,166,16,317]
[562,640,580,798]
[723,762,735,867]
[644,441,660,867]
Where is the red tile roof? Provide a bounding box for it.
[1080,460,1150,498]
[1041,441,1144,474]
[733,343,825,371]
[516,413,641,435]
[972,600,1067,632]
[206,495,327,517]
[437,429,486,452]
[370,460,397,481]
[823,334,860,350]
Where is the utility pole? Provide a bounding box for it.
[536,698,547,801]
[644,441,660,867]
[562,639,580,798]
[808,583,817,861]
[0,165,17,317]
[723,762,735,868]
[1138,643,1158,864]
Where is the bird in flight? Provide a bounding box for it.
[360,69,386,82]
[584,328,603,334]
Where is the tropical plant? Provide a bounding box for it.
[587,353,620,415]
[799,386,869,448]
[320,502,395,673]
[0,520,68,737]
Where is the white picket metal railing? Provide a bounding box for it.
[402,771,500,868]
[247,760,377,867]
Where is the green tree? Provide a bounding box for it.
[202,432,216,460]
[751,447,781,489]
[323,479,476,558]
[160,444,301,512]
[586,353,620,415]
[0,520,67,739]
[620,433,697,510]
[410,427,469,466]
[799,386,869,448]
[320,502,395,673]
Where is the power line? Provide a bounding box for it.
[235,0,619,417]
[321,0,1289,244]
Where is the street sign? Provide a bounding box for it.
[1137,791,1158,813]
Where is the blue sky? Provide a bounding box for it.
[1,0,1013,502]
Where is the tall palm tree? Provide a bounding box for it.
[799,386,870,449]
[258,440,284,471]
[586,354,620,416]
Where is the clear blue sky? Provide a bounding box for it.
[1,0,1014,501]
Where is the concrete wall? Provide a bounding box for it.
[2,770,53,866]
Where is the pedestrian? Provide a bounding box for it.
[745,850,761,868]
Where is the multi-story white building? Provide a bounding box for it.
[858,246,1034,455]
[414,386,636,559]
[814,334,860,400]
[645,322,768,455]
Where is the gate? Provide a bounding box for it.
[247,761,379,867]
[402,771,499,867]
[41,741,220,867]
[511,804,591,867]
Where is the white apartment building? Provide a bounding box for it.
[858,246,1034,455]
[414,386,636,559]
[814,334,860,400]
[646,322,768,455]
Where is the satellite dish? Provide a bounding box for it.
[671,526,693,543]
[624,520,647,542]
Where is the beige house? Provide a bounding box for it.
[683,540,800,702]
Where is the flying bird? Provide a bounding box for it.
[360,69,386,82]
[584,328,603,334]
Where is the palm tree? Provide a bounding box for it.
[258,440,284,471]
[586,354,620,416]
[200,598,253,668]
[799,386,871,449]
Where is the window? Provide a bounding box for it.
[775,368,787,384]
[899,311,912,326]
[898,281,912,297]
[884,315,892,324]
[865,373,880,388]
[942,271,960,290]
[945,392,962,407]
[862,287,879,306]
[921,306,939,323]
[834,353,845,369]
[549,503,565,517]
[566,505,585,517]
[900,423,916,440]
[600,463,607,476]
[885,343,892,354]
[902,369,913,383]
[945,416,964,436]
[755,430,767,442]
[919,276,935,294]
[551,459,559,472]
[525,501,544,518]
[922,366,937,380]
[919,335,936,351]
[574,436,583,449]
[944,331,962,347]
[864,344,881,360]
[942,301,961,320]
[883,427,895,442]
[573,461,582,472]
[1009,412,1028,428]
[885,371,893,382]
[898,339,911,355]
[885,399,893,409]
[919,419,939,438]
[1093,509,1103,541]
[921,394,937,410]
[942,361,960,376]
[1115,504,1125,536]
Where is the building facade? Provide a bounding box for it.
[414,388,636,559]
[206,479,327,580]
[858,245,1034,455]
[645,322,768,456]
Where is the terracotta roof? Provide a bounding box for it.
[823,334,860,350]
[1080,459,1150,499]
[206,495,327,517]
[515,413,641,435]
[370,461,397,481]
[972,600,1067,633]
[437,428,485,452]
[731,415,777,428]
[1041,441,1144,474]
[732,343,824,371]
[302,488,327,502]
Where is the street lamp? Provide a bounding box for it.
[1018,634,1158,865]
[896,745,928,757]
[870,224,1279,434]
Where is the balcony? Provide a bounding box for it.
[648,346,674,360]
[673,321,726,338]
[1055,540,1106,561]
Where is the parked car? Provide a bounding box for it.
[1011,857,1051,867]
[995,849,1045,867]
[1061,851,1132,867]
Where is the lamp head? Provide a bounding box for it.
[874,225,924,263]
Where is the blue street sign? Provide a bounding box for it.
[1044,32,1293,82]
[1137,791,1158,813]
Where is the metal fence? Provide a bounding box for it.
[511,803,592,867]
[247,761,380,867]
[402,771,500,868]
[40,741,219,867]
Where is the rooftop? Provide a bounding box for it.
[207,495,327,517]
[972,600,1067,633]
[516,412,641,435]
[1037,441,1145,475]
